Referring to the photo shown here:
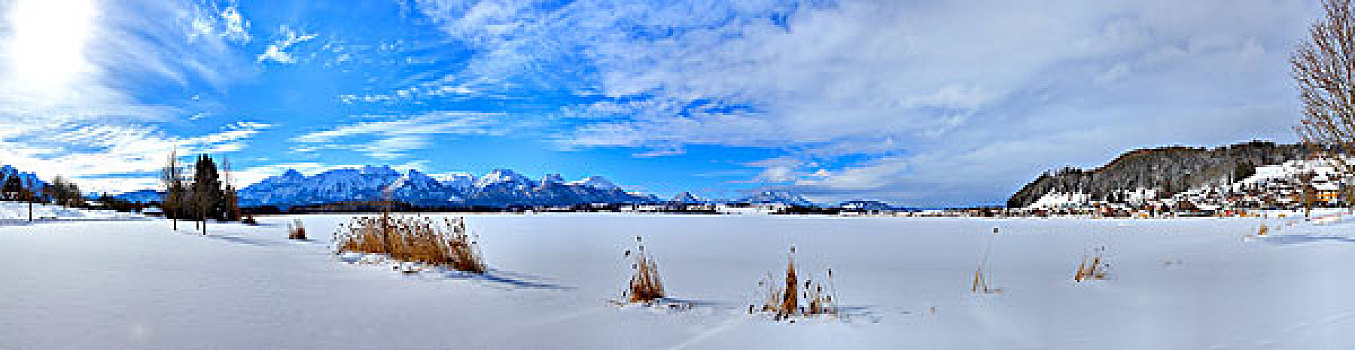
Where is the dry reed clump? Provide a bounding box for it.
[287,219,307,240]
[751,246,838,320]
[972,227,1001,294]
[335,214,486,274]
[1074,246,1109,282]
[621,236,666,304]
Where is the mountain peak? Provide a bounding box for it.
[670,191,703,203]
[742,190,811,206]
[475,168,533,188]
[360,165,398,176]
[435,172,477,189]
[572,175,619,191]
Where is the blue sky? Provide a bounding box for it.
[0,0,1323,206]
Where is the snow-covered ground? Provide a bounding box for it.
[4,214,1355,348]
[0,201,143,223]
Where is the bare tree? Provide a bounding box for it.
[220,157,240,222]
[1294,0,1355,206]
[161,150,184,231]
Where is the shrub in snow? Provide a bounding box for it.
[621,236,665,304]
[751,246,837,320]
[336,214,486,274]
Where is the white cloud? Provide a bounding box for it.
[0,0,261,194]
[411,0,1315,205]
[187,2,251,44]
[0,120,273,194]
[257,25,318,64]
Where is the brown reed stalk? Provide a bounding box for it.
[1074,247,1108,282]
[754,246,837,320]
[336,215,486,273]
[623,236,666,303]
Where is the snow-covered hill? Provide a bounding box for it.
[1024,157,1354,210]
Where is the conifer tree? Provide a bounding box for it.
[191,154,222,234]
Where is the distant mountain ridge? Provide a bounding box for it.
[237,166,658,208]
[0,165,46,192]
[100,165,824,209]
[1008,141,1312,208]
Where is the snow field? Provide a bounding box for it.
[3,214,1355,348]
[0,201,142,222]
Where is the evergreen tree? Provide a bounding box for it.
[2,175,21,201]
[191,154,222,234]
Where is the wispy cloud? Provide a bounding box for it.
[291,111,515,159]
[0,120,273,193]
[0,0,264,193]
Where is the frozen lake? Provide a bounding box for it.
[3,214,1354,349]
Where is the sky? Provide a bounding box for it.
[0,0,1324,206]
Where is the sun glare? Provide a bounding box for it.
[5,0,98,97]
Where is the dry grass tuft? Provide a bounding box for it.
[1074,246,1109,282]
[336,214,486,274]
[752,246,838,320]
[287,219,307,240]
[622,236,665,303]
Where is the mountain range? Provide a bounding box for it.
[235,166,659,208]
[1,163,818,209]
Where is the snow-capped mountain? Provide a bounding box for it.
[570,176,619,191]
[475,168,536,189]
[740,191,814,206]
[541,173,565,185]
[383,169,462,204]
[239,165,406,206]
[238,166,652,208]
[670,192,704,203]
[113,189,164,203]
[434,173,477,190]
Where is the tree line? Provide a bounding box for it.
[1,171,89,221]
[161,151,241,234]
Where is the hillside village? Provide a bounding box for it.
[1018,158,1353,217]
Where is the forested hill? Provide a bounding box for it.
[1007,141,1313,208]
